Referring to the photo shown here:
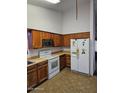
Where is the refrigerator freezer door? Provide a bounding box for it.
[78,39,90,74]
[71,39,78,57]
[71,39,79,71]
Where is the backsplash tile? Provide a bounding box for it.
[28,47,63,56]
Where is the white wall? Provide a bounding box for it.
[27,4,62,34]
[62,0,90,34]
[27,0,90,34]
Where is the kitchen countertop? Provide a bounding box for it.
[27,51,70,67]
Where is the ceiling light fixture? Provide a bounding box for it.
[45,0,61,4]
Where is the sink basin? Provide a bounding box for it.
[27,61,34,65]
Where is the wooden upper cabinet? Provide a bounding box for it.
[50,33,54,39]
[42,32,51,39]
[32,31,52,48]
[53,34,59,47]
[63,32,90,47]
[63,35,67,47]
[40,31,44,48]
[75,33,83,39]
[32,30,41,49]
[70,34,74,39]
[74,32,90,39]
[82,32,90,38]
[31,30,63,48]
[53,34,63,47]
[63,35,70,47]
[59,35,64,46]
[28,28,90,48]
[58,35,63,46]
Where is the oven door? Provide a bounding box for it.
[48,57,59,74]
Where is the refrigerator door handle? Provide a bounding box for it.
[76,48,79,59]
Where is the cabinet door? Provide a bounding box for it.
[63,35,67,47]
[82,32,90,39]
[40,31,43,48]
[73,34,78,39]
[64,35,70,47]
[66,55,71,67]
[76,33,83,39]
[40,32,52,47]
[37,63,48,83]
[27,67,37,89]
[53,34,60,47]
[59,35,64,46]
[50,33,54,39]
[60,55,66,70]
[32,30,41,48]
[75,32,90,39]
[57,34,62,47]
[42,32,51,39]
[54,34,58,47]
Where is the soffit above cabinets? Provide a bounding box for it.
[27,0,90,12]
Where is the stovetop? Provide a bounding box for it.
[39,50,57,59]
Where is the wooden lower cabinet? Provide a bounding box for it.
[37,61,48,83]
[27,65,37,90]
[60,55,66,70]
[65,55,71,67]
[27,55,71,91]
[27,61,48,91]
[60,54,71,70]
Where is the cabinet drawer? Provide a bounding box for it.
[66,54,70,56]
[27,65,37,71]
[66,61,70,64]
[38,63,48,69]
[37,61,48,67]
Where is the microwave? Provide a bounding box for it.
[42,39,54,47]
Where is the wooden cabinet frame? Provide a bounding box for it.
[60,55,66,70]
[27,61,48,91]
[27,28,90,48]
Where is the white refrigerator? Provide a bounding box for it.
[71,39,90,75]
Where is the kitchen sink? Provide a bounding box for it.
[27,61,34,65]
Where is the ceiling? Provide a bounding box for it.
[27,0,64,11]
[27,0,90,12]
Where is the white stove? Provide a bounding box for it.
[39,50,60,79]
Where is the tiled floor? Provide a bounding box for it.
[30,68,97,93]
